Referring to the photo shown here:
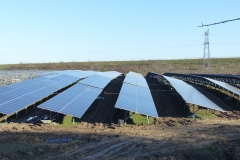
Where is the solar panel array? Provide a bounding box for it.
[115,71,158,117]
[162,75,224,112]
[0,71,90,115]
[38,72,122,118]
[205,78,240,96]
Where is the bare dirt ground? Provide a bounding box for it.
[0,118,240,160]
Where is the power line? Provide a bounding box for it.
[198,18,240,27]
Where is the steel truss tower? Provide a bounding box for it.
[203,29,211,70]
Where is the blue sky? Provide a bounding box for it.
[0,1,239,64]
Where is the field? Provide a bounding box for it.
[0,58,240,159]
[0,58,240,75]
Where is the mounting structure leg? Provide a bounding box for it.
[124,110,127,124]
[193,105,195,119]
[25,108,27,114]
[50,111,51,120]
[5,116,7,123]
[207,108,209,114]
[16,112,18,119]
[237,96,239,107]
[147,115,150,124]
[72,118,75,124]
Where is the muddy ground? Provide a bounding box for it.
[0,118,240,160]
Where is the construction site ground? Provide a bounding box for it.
[0,118,240,160]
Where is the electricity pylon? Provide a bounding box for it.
[203,29,211,70]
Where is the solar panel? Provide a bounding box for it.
[0,96,39,114]
[26,87,58,99]
[58,86,102,118]
[79,74,112,89]
[7,77,48,89]
[123,72,149,88]
[36,79,59,85]
[51,71,91,79]
[0,86,14,94]
[47,81,72,89]
[55,84,88,100]
[96,71,122,79]
[0,83,45,101]
[115,83,158,117]
[0,85,65,115]
[62,77,79,84]
[39,84,89,111]
[38,84,102,118]
[50,74,73,81]
[115,84,138,113]
[0,84,50,106]
[163,75,224,112]
[0,94,15,105]
[205,78,240,96]
[194,74,240,80]
[123,74,137,86]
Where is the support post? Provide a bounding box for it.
[72,118,75,124]
[16,112,18,119]
[237,97,239,107]
[147,115,150,124]
[34,103,35,109]
[124,111,127,124]
[25,108,27,114]
[50,111,51,120]
[5,116,7,123]
[193,105,195,119]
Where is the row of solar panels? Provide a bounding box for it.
[1,70,239,120]
[115,72,158,117]
[0,70,122,116]
[163,72,240,97]
[0,70,159,118]
[148,72,240,112]
[38,72,122,118]
[38,71,238,118]
[0,71,91,115]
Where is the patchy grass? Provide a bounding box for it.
[189,105,214,119]
[0,58,239,75]
[59,115,81,127]
[128,112,154,125]
[0,122,7,127]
